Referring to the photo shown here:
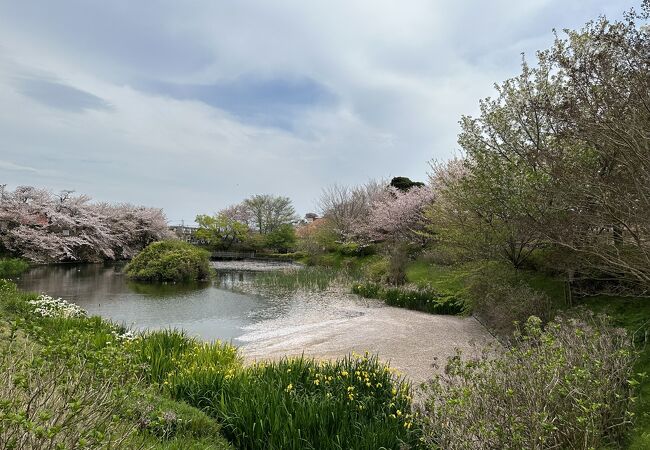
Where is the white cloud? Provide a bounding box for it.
[0,0,632,221]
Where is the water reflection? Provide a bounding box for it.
[16,263,269,343]
[16,262,378,345]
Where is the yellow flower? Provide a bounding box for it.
[340,371,348,377]
[396,410,402,416]
[404,422,412,429]
[285,383,293,392]
[313,379,320,386]
[391,388,397,396]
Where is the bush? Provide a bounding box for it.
[125,240,211,282]
[353,282,466,315]
[0,340,137,448]
[422,314,640,450]
[469,264,554,337]
[0,257,29,278]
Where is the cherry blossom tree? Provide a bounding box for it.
[364,185,436,243]
[0,185,172,262]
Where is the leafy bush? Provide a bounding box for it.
[422,314,640,450]
[125,240,211,282]
[469,264,555,337]
[0,340,137,449]
[0,257,29,278]
[353,282,466,315]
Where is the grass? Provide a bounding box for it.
[353,282,466,315]
[253,266,359,291]
[0,257,30,278]
[0,279,232,450]
[198,354,421,450]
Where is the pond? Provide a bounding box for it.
[16,260,493,382]
[15,261,375,344]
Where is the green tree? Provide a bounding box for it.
[243,194,297,234]
[195,213,248,250]
[265,224,296,253]
[389,177,424,192]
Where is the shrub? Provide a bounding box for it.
[421,314,640,450]
[353,282,466,315]
[363,258,389,283]
[0,257,29,278]
[0,340,137,449]
[125,240,211,282]
[469,264,554,337]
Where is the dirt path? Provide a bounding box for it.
[240,304,493,384]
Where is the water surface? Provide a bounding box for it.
[15,262,371,344]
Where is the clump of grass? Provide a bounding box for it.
[164,340,241,409]
[132,329,196,383]
[253,266,357,291]
[0,257,30,278]
[353,282,466,315]
[209,353,421,449]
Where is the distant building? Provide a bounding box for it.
[169,225,199,243]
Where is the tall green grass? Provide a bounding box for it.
[171,353,421,449]
[0,257,30,278]
[253,266,359,291]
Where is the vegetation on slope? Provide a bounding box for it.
[125,240,211,282]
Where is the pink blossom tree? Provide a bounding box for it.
[0,185,172,262]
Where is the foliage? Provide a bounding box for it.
[264,223,297,253]
[0,185,172,263]
[125,240,211,282]
[365,185,435,244]
[422,314,640,450]
[318,180,385,242]
[0,281,233,450]
[204,354,421,450]
[194,213,248,250]
[0,340,138,449]
[353,282,465,315]
[432,6,650,289]
[390,176,425,191]
[0,257,29,278]
[242,194,297,234]
[252,266,355,291]
[468,263,556,337]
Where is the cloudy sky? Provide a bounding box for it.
[0,1,631,223]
